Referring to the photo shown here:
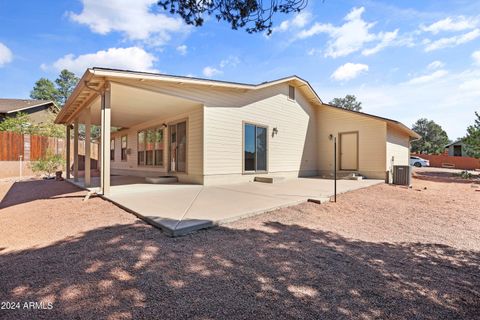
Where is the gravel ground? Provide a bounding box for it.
[0,174,479,320]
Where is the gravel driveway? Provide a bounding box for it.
[0,175,479,319]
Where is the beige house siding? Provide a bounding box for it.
[110,107,204,184]
[386,124,410,172]
[202,83,318,185]
[102,80,412,185]
[316,105,387,180]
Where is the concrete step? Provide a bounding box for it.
[319,171,364,180]
[254,176,286,184]
[145,176,178,184]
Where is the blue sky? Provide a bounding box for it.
[0,0,479,139]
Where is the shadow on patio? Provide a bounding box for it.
[0,220,479,319]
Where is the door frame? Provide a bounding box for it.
[168,118,188,174]
[242,121,269,174]
[339,131,359,171]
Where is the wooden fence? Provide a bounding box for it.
[0,131,24,161]
[0,131,99,164]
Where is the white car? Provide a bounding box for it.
[410,156,430,167]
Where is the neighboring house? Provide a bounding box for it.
[55,68,420,194]
[445,139,467,157]
[0,99,59,124]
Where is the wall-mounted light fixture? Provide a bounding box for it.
[272,127,279,136]
[328,134,333,140]
[161,123,167,128]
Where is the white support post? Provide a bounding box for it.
[66,125,71,179]
[85,107,91,187]
[100,83,111,195]
[73,119,79,182]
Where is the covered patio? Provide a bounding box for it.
[56,70,204,196]
[70,176,382,236]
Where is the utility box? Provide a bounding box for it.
[393,165,411,186]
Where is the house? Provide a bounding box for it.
[0,99,59,124]
[445,139,467,157]
[54,67,420,195]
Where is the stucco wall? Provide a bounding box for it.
[0,161,36,179]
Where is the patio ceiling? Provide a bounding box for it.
[76,82,202,128]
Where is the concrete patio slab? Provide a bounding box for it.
[69,176,383,236]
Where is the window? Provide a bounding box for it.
[137,131,145,165]
[244,123,267,172]
[137,127,165,166]
[110,138,115,161]
[155,128,164,166]
[145,130,154,165]
[288,85,295,100]
[121,136,127,161]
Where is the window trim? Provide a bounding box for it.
[242,121,269,174]
[110,138,115,161]
[137,126,165,168]
[288,85,295,101]
[167,118,189,174]
[121,135,128,161]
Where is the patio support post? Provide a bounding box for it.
[73,119,79,182]
[100,83,111,195]
[65,124,71,179]
[84,107,91,187]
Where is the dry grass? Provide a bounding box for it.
[0,175,479,319]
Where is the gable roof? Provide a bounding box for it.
[0,99,58,114]
[55,67,420,139]
[445,139,464,147]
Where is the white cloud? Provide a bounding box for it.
[473,50,480,65]
[331,63,369,81]
[297,7,400,58]
[0,42,13,67]
[307,48,321,56]
[219,55,240,68]
[50,47,158,74]
[202,66,222,78]
[272,11,312,33]
[362,29,399,56]
[427,60,445,70]
[201,55,239,77]
[406,69,448,84]
[68,0,187,46]
[424,29,480,51]
[459,78,480,91]
[176,45,187,55]
[420,16,479,34]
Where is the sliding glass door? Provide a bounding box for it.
[244,123,267,172]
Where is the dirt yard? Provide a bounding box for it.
[0,172,479,320]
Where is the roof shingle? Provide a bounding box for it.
[0,99,54,113]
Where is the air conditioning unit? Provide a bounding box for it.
[393,165,411,186]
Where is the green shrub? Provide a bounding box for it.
[30,152,64,178]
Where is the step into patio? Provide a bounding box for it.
[145,176,178,184]
[254,176,286,184]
